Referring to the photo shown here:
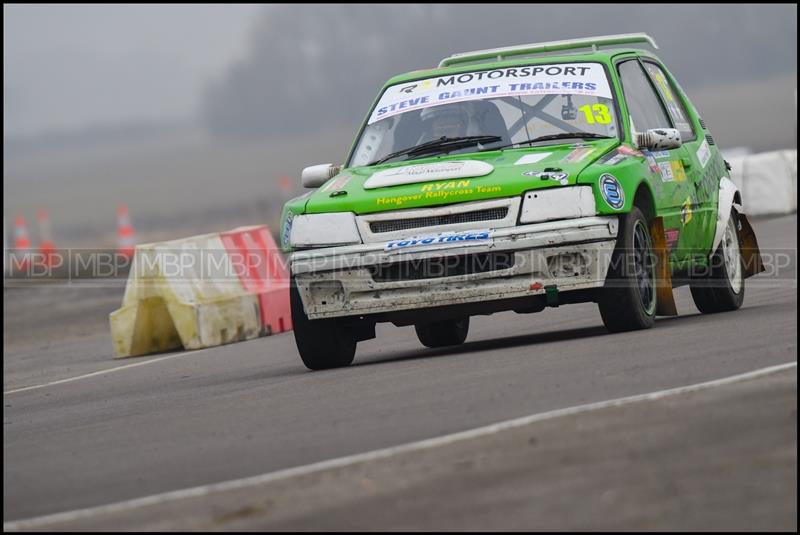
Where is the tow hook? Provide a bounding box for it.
[545,285,559,307]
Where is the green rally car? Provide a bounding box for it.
[280,33,764,371]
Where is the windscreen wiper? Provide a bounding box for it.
[368,135,503,166]
[481,132,614,152]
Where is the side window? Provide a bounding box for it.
[617,60,672,135]
[642,61,696,142]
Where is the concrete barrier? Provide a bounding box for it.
[220,226,292,336]
[727,149,797,216]
[110,226,291,358]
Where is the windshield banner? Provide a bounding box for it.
[368,63,612,125]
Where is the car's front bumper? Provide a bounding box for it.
[290,216,619,320]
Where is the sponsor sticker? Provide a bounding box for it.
[384,230,493,252]
[601,152,628,166]
[664,229,680,252]
[364,160,493,189]
[696,139,711,169]
[419,179,472,191]
[522,170,569,184]
[658,162,674,182]
[420,181,501,199]
[281,212,294,247]
[368,62,613,125]
[562,145,594,164]
[641,149,660,173]
[681,197,694,225]
[376,193,424,207]
[599,174,624,210]
[616,145,644,157]
[651,151,670,159]
[320,174,352,192]
[514,153,552,166]
[374,179,503,206]
[670,160,687,182]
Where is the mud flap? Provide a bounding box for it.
[650,217,678,316]
[737,213,765,278]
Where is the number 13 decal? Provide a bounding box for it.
[579,104,612,124]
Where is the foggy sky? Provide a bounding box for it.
[204,4,797,139]
[4,4,262,137]
[4,4,797,140]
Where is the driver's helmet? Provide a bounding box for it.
[420,104,469,139]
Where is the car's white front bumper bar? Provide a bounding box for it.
[290,216,619,320]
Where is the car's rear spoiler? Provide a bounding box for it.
[438,33,659,68]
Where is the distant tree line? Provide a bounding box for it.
[202,4,797,139]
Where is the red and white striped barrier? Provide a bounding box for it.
[110,225,291,358]
[220,226,292,336]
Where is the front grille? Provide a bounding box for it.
[706,134,715,145]
[368,251,514,282]
[698,118,708,130]
[369,207,508,234]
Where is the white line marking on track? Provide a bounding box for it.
[3,349,213,395]
[4,360,796,531]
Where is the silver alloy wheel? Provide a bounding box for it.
[723,215,743,295]
[633,220,656,315]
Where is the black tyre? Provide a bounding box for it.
[290,281,356,370]
[598,206,657,333]
[689,209,745,313]
[415,317,470,348]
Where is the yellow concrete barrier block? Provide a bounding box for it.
[110,299,183,358]
[109,232,263,358]
[165,295,261,350]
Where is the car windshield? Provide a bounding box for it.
[348,62,619,167]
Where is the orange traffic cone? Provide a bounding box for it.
[12,215,32,274]
[37,209,57,268]
[116,204,136,259]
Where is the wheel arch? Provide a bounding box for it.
[711,177,742,255]
[632,180,657,222]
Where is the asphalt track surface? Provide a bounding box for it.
[3,214,797,530]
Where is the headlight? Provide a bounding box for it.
[289,212,362,247]
[519,186,596,224]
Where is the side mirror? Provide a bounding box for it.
[636,128,682,151]
[301,163,342,188]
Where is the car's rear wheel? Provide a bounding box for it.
[290,281,356,370]
[689,209,745,313]
[415,317,470,348]
[598,206,657,333]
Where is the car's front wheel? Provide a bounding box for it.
[290,281,356,370]
[689,209,745,313]
[598,206,657,333]
[415,317,470,348]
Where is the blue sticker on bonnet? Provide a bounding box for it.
[600,174,624,210]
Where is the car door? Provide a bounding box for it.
[616,58,695,263]
[640,59,715,260]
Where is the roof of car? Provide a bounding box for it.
[384,47,660,88]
